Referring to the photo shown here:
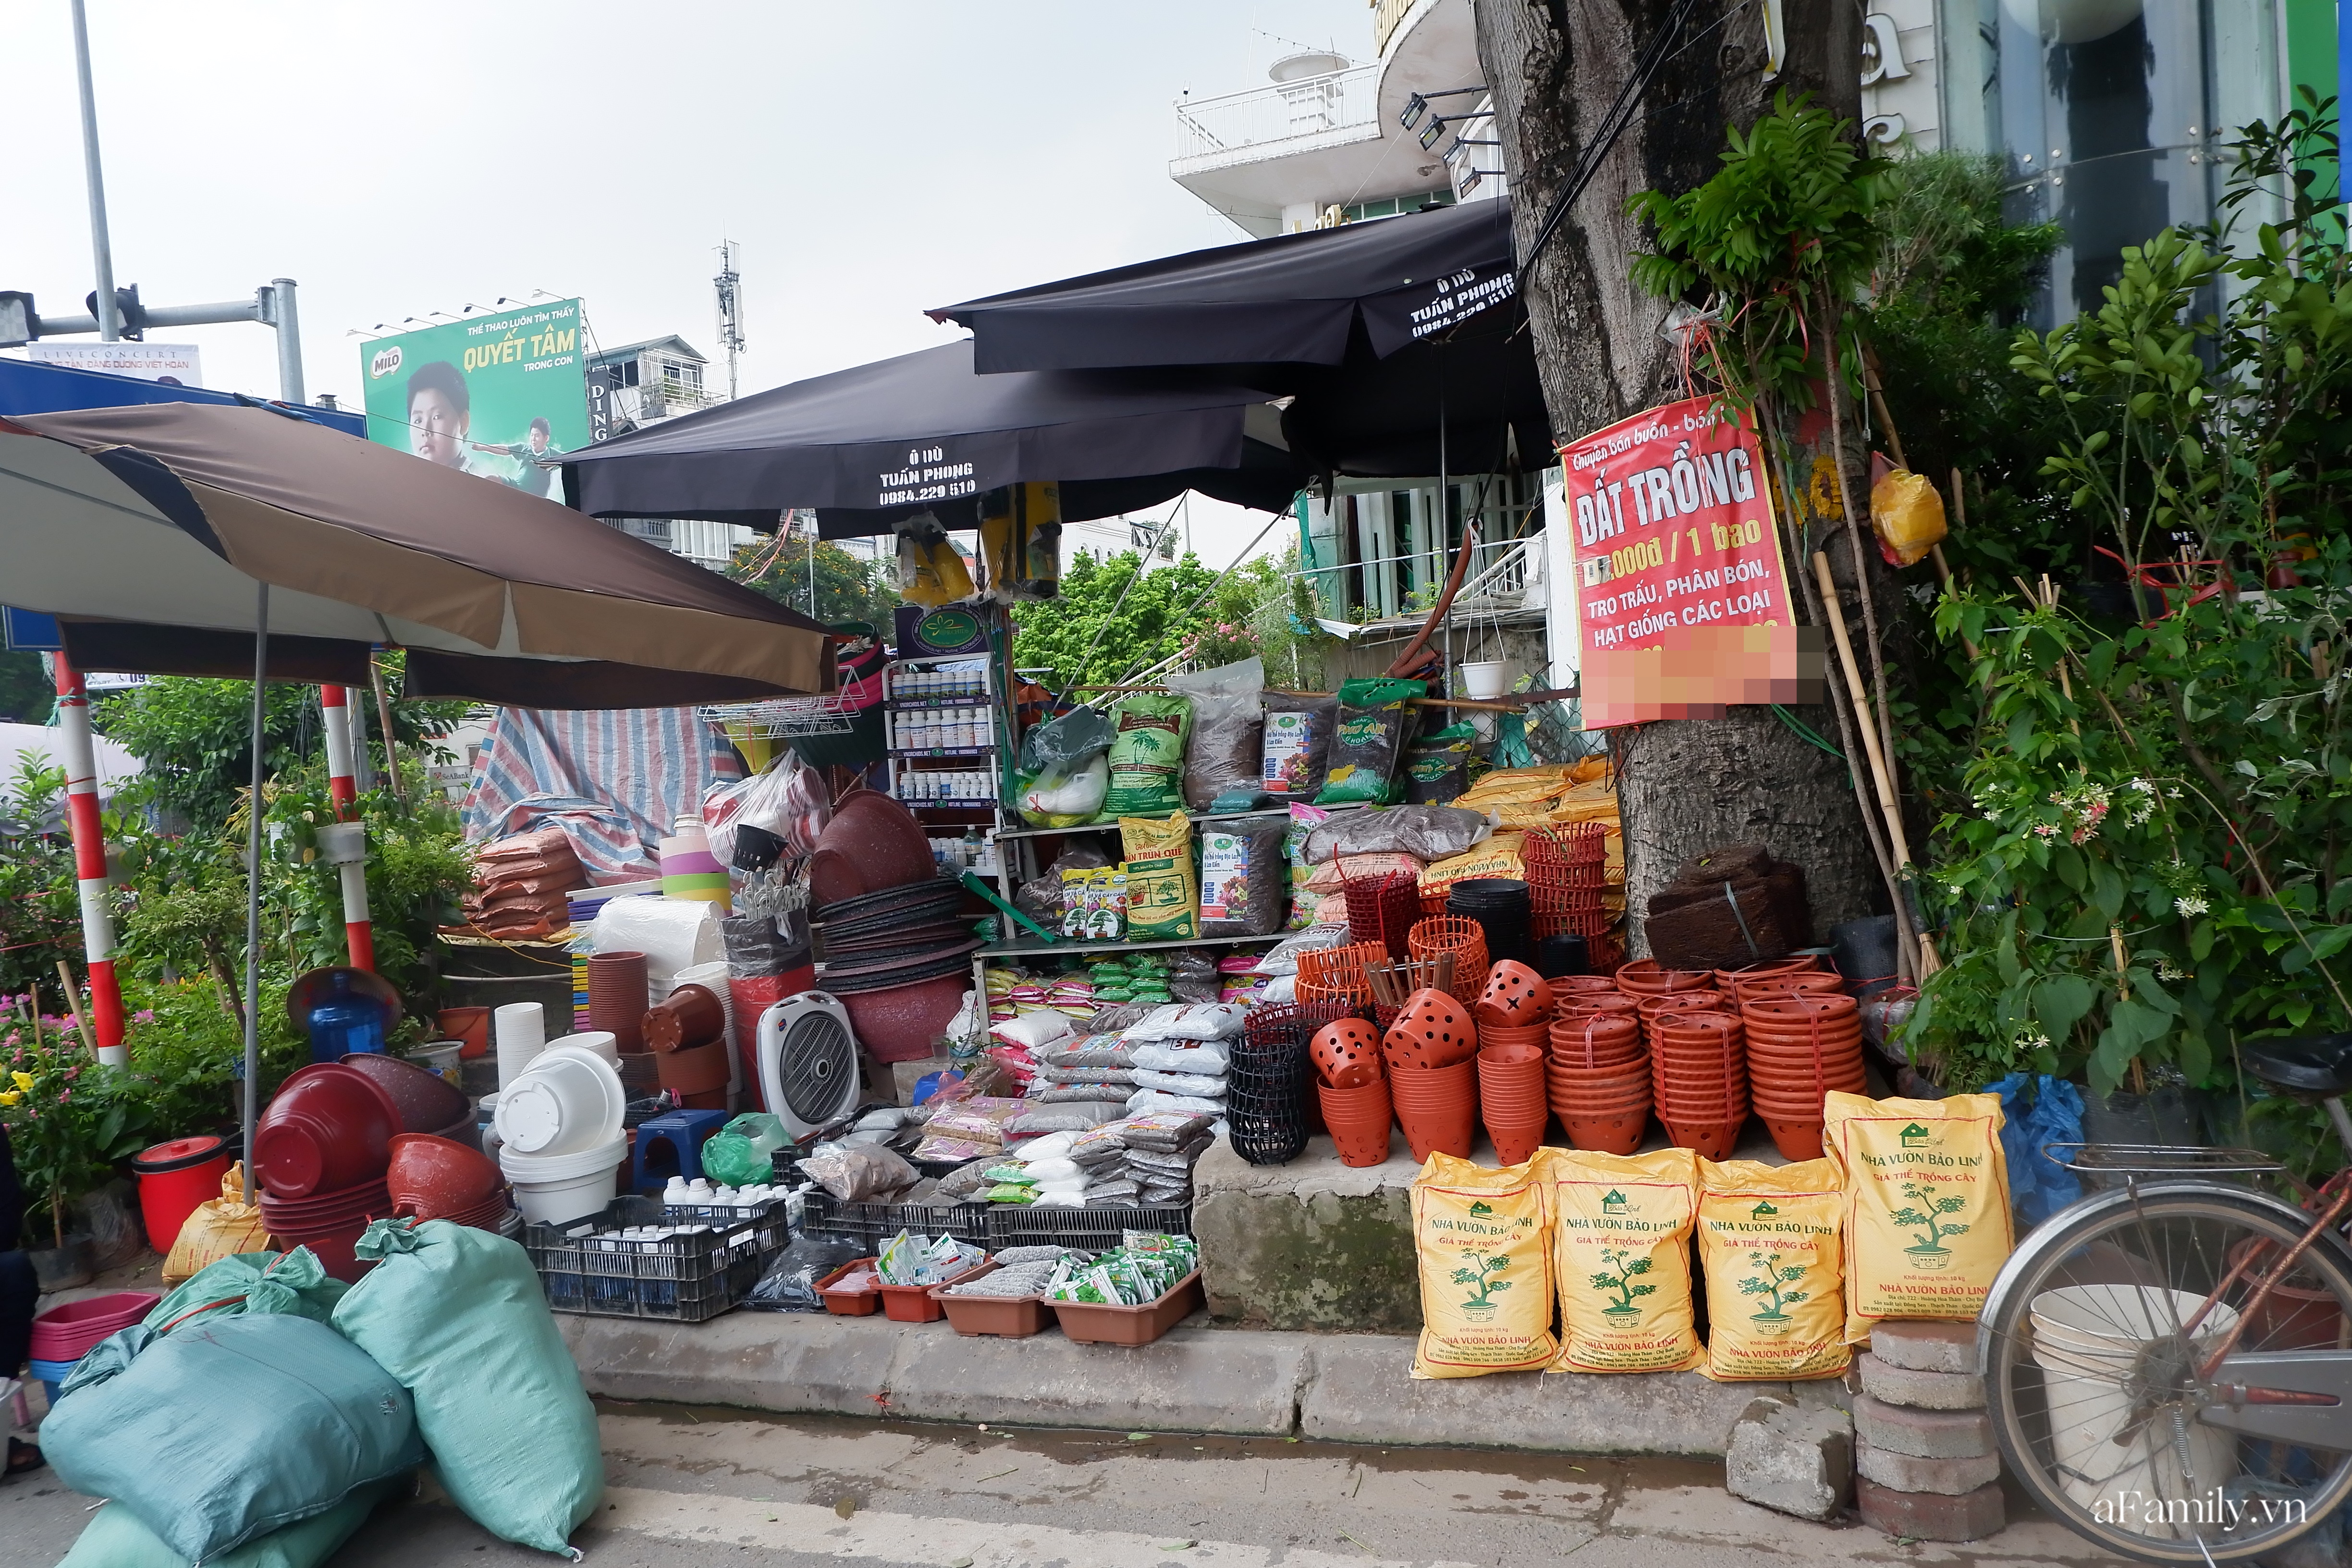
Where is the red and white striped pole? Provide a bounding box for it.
[52,654,126,1066]
[318,686,376,972]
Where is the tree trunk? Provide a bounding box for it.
[1476,0,1893,956]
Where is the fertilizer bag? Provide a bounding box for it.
[1545,1146,1703,1373]
[1409,1152,1556,1379]
[1695,1158,1850,1381]
[331,1219,604,1555]
[1100,692,1193,818]
[1262,691,1338,798]
[1824,1091,2012,1341]
[43,1313,422,1563]
[60,1479,405,1568]
[1167,657,1265,809]
[1316,676,1423,805]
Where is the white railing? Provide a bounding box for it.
[1173,63,1382,166]
[1291,531,1545,622]
[1455,534,1539,606]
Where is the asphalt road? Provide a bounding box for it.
[3,1397,2134,1568]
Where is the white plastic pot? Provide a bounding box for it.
[1460,661,1513,701]
[493,1002,546,1090]
[494,1048,622,1156]
[547,1029,619,1066]
[504,1158,624,1225]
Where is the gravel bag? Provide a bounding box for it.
[1695,1158,1850,1382]
[332,1220,603,1555]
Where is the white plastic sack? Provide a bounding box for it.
[1134,1069,1230,1097]
[990,1011,1077,1050]
[590,896,722,1000]
[1122,1002,1247,1042]
[1126,1088,1227,1115]
[1129,1041,1231,1075]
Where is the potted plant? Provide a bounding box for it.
[2,1012,107,1290]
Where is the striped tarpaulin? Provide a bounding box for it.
[460,707,742,882]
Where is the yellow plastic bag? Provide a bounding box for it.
[1410,1152,1556,1379]
[1696,1158,1850,1381]
[979,481,1063,601]
[1545,1147,1703,1373]
[896,526,976,606]
[1824,1091,2012,1341]
[1870,467,1948,567]
[162,1164,274,1287]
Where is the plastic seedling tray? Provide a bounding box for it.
[1048,1268,1204,1346]
[817,1258,882,1316]
[928,1262,1054,1338]
[878,1260,987,1323]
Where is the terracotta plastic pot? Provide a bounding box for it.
[1384,988,1478,1071]
[1475,960,1554,1028]
[1713,956,1822,990]
[1388,1060,1476,1161]
[1552,975,1620,996]
[254,1064,398,1198]
[339,1051,471,1135]
[1734,972,1847,1002]
[1318,1079,1396,1168]
[1485,1117,1549,1166]
[385,1133,502,1216]
[1311,1018,1384,1089]
[1741,992,1861,1024]
[1762,1118,1826,1161]
[1662,1120,1743,1160]
[1557,992,1640,1014]
[436,1006,492,1060]
[656,1040,732,1097]
[1478,1040,1545,1068]
[1566,1112,1649,1155]
[642,983,727,1053]
[1616,958,1713,994]
[1479,1052,1545,1101]
[587,952,651,1053]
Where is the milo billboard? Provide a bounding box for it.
[357,299,588,498]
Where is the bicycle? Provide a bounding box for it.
[1980,1034,2352,1563]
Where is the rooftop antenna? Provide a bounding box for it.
[713,239,745,401]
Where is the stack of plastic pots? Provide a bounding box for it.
[1446,879,1534,968]
[1310,1017,1391,1167]
[1636,990,1724,1050]
[1231,1004,1314,1165]
[1474,961,1553,1162]
[1743,992,1868,1159]
[253,1062,403,1281]
[1547,1008,1648,1153]
[495,1041,629,1224]
[588,949,652,1053]
[1714,956,1824,992]
[1343,869,1424,961]
[338,1051,476,1145]
[1615,957,1715,997]
[1651,1010,1749,1159]
[1530,822,1616,965]
[28,1291,159,1401]
[1731,970,1849,1007]
[1383,988,1479,1160]
[386,1133,514,1232]
[1296,941,1384,1012]
[1407,916,1490,1003]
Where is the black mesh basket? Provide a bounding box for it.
[1230,1004,1312,1164]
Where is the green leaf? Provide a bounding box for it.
[2090,861,2126,922]
[2034,975,2098,1041]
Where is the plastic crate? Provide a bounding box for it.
[798,1188,993,1250]
[523,1195,788,1322]
[986,1204,1191,1253]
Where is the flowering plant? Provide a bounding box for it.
[1,1001,107,1250]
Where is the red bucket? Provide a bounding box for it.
[132,1134,235,1256]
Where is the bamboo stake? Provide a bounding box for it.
[1813,552,1944,976]
[369,657,405,803]
[55,960,98,1056]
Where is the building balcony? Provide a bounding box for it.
[1173,61,1383,173]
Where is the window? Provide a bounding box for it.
[660,359,702,390]
[1341,187,1456,224]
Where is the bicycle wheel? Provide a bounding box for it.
[1982,1182,2352,1563]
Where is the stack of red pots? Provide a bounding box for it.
[1310,1018,1391,1168]
[386,1133,513,1231]
[646,981,732,1109]
[1383,988,1479,1161]
[253,1063,399,1280]
[1615,957,1715,997]
[1343,870,1424,961]
[1406,916,1490,1004]
[1742,992,1867,1159]
[1547,1006,1648,1154]
[1650,1009,1749,1159]
[588,950,651,1053]
[1474,961,1552,1164]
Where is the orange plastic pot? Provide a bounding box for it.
[1616,958,1714,994]
[1318,1080,1396,1168]
[1566,1112,1650,1155]
[1662,1120,1743,1160]
[1733,972,1847,1003]
[1713,956,1822,991]
[1480,1039,1545,1067]
[1390,1084,1476,1162]
[1761,1118,1826,1161]
[1478,1023,1551,1054]
[1475,960,1554,1028]
[1553,975,1620,996]
[1485,1116,1549,1166]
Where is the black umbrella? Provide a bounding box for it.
[562,339,1304,538]
[930,199,1519,373]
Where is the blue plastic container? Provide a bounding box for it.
[28,1354,77,1408]
[306,969,386,1063]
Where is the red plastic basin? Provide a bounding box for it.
[29,1290,161,1361]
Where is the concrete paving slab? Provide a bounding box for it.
[886,1321,1307,1435]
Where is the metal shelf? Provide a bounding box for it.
[992,800,1365,841]
[904,798,998,808]
[885,695,991,709]
[977,931,1289,961]
[888,745,1000,759]
[891,651,990,665]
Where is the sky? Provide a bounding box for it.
[5,1,1374,568]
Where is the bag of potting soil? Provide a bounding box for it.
[1404,722,1477,805]
[161,1164,272,1287]
[1200,821,1286,937]
[1286,803,1332,929]
[1316,677,1424,806]
[1544,1146,1704,1373]
[331,1220,603,1555]
[1168,657,1265,809]
[59,1477,406,1568]
[43,1313,423,1564]
[1262,692,1338,798]
[1409,1152,1557,1379]
[1695,1158,1850,1382]
[1824,1091,2012,1342]
[144,1246,348,1335]
[1100,692,1193,818]
[1121,813,1200,941]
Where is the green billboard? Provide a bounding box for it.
[357,298,588,498]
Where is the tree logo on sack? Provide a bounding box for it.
[1468,1200,1494,1217]
[1450,1250,1512,1321]
[1899,1122,1934,1149]
[1589,1245,1655,1322]
[1601,1189,1631,1216]
[1889,1179,1971,1265]
[1739,1250,1810,1328]
[1751,1200,1779,1219]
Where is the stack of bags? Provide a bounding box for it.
[464,828,586,940]
[1044,976,1096,1023]
[983,967,1019,1027]
[1083,953,1174,1008]
[1070,1112,1217,1208]
[1119,1002,1246,1118]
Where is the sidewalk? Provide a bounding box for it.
[556,1310,1849,1455]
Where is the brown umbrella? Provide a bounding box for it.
[0,401,834,704]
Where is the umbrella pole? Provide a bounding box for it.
[240,583,269,1205]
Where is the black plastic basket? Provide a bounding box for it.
[522,1194,788,1322]
[797,1188,993,1250]
[985,1203,1191,1252]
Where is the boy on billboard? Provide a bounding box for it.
[470,417,562,497]
[404,361,519,485]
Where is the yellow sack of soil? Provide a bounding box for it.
[163,1163,273,1287]
[1696,1158,1850,1381]
[1824,1091,2012,1341]
[1421,835,1525,893]
[1545,1147,1703,1373]
[1409,1152,1556,1379]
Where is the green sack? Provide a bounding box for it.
[700,1133,768,1187]
[142,1247,348,1335]
[59,1478,405,1568]
[1099,692,1193,818]
[44,1314,422,1563]
[1316,678,1425,805]
[331,1220,603,1556]
[722,1112,790,1160]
